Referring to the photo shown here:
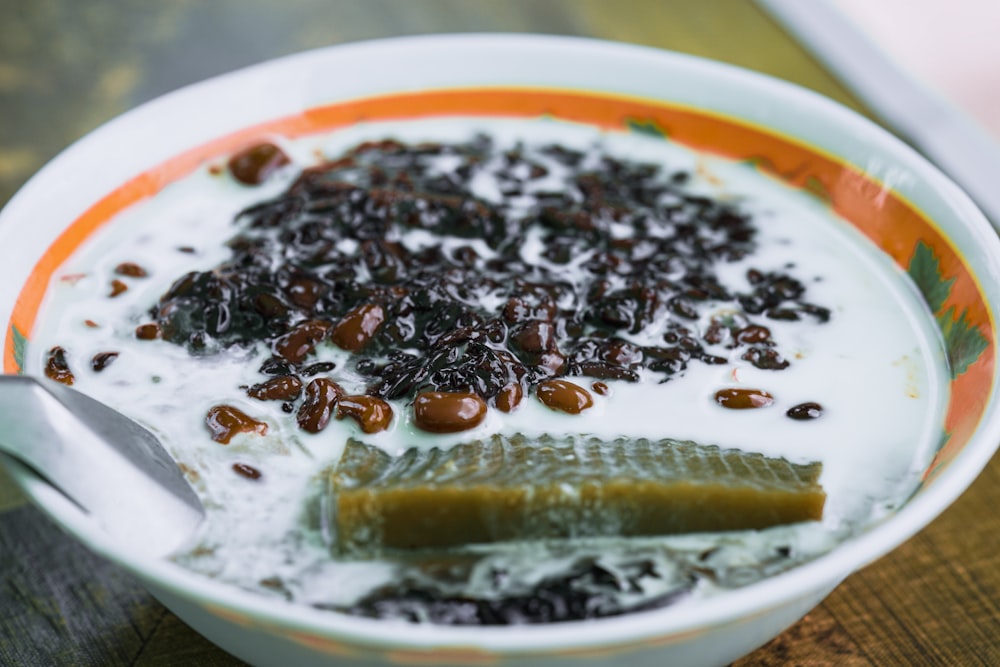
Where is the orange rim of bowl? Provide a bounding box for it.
[5,86,993,490]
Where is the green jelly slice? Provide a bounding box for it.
[327,434,825,556]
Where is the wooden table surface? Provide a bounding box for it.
[1,1,997,665]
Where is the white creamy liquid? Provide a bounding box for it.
[27,118,949,611]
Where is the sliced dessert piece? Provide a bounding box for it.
[327,434,825,556]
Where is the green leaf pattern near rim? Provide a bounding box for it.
[937,306,989,378]
[625,117,668,139]
[907,240,987,379]
[801,175,831,204]
[11,325,26,374]
[908,241,955,313]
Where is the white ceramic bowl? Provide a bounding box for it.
[3,35,1000,667]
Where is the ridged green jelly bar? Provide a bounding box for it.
[328,434,825,556]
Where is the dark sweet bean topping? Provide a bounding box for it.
[736,324,772,345]
[228,142,291,186]
[44,346,74,385]
[591,381,610,396]
[570,360,637,381]
[494,382,524,413]
[114,262,148,278]
[300,361,336,376]
[714,388,774,410]
[699,353,729,365]
[702,322,727,346]
[287,277,323,309]
[413,391,488,433]
[247,375,303,401]
[259,357,295,376]
[741,347,789,370]
[109,280,128,297]
[511,320,556,353]
[787,402,823,420]
[330,303,385,352]
[537,379,594,414]
[297,378,344,433]
[766,308,799,322]
[135,323,160,340]
[84,319,100,328]
[335,395,393,433]
[273,320,332,364]
[205,405,268,444]
[232,462,262,480]
[91,351,119,372]
[142,136,831,433]
[799,303,831,323]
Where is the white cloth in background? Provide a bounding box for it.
[832,0,1000,140]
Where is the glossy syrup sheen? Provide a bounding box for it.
[25,118,949,618]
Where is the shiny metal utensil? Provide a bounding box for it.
[0,375,204,558]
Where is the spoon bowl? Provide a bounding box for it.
[0,375,203,558]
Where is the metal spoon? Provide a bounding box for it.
[0,375,204,558]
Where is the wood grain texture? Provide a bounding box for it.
[0,505,166,666]
[0,466,26,511]
[1,1,997,665]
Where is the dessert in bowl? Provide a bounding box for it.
[2,35,999,667]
